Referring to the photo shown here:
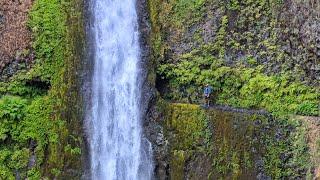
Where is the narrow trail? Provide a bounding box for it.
[201,104,269,115]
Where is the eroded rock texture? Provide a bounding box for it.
[148,103,318,179]
[149,0,320,86]
[0,0,34,80]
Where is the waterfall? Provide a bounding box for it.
[86,0,153,179]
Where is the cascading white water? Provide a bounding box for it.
[87,0,153,179]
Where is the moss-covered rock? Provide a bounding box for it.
[158,103,315,179]
[0,0,85,178]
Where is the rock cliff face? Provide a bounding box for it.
[0,0,318,179]
[144,0,320,179]
[149,0,319,86]
[0,0,86,178]
[0,0,34,81]
[146,0,319,118]
[146,101,319,179]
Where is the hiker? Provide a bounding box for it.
[203,84,212,107]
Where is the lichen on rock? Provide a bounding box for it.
[148,102,316,179]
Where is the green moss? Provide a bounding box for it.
[163,103,260,178]
[262,117,312,178]
[206,110,265,178]
[0,0,84,178]
[170,150,187,180]
[165,103,208,151]
[162,103,209,178]
[161,102,313,178]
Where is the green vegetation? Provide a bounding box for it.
[163,104,210,178]
[262,117,312,178]
[164,104,258,178]
[149,0,319,117]
[0,96,29,179]
[149,0,319,178]
[170,150,187,180]
[0,0,84,178]
[158,58,319,116]
[0,0,317,178]
[165,104,209,151]
[0,96,64,179]
[163,103,313,179]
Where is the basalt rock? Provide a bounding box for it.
[0,0,33,77]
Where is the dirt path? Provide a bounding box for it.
[200,104,269,115]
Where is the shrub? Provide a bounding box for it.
[157,54,319,116]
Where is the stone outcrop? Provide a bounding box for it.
[298,116,320,179]
[143,2,320,177]
[0,0,34,80]
[147,102,318,179]
[147,103,272,179]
